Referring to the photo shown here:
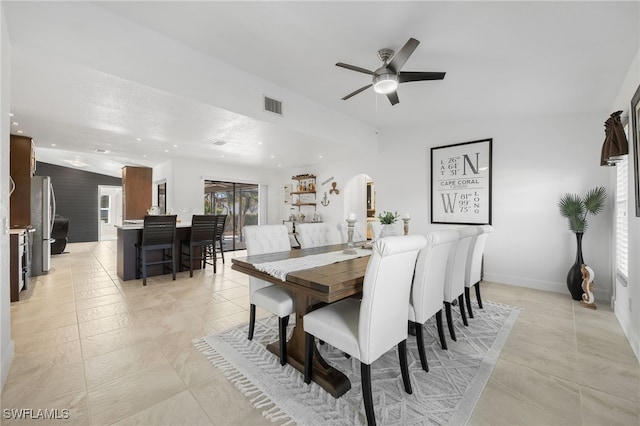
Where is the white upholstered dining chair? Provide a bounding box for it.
[243,225,294,365]
[464,225,493,318]
[295,222,335,249]
[303,235,427,426]
[408,229,459,369]
[443,226,479,342]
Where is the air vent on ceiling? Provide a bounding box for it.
[210,140,228,147]
[264,96,283,116]
[94,148,110,154]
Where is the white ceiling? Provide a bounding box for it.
[4,1,639,177]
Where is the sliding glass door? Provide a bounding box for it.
[204,180,259,251]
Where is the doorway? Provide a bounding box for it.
[204,180,260,251]
[98,185,122,241]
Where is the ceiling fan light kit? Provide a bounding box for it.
[373,73,398,94]
[336,37,445,105]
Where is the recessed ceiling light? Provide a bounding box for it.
[258,141,263,145]
[143,154,147,158]
[9,113,14,117]
[51,144,56,147]
[173,144,178,148]
[16,130,23,134]
[278,164,282,168]
[270,155,275,159]
[11,122,18,126]
[136,138,142,141]
[164,149,168,153]
[319,155,323,159]
[220,154,225,158]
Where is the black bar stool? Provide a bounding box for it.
[181,215,217,276]
[212,214,227,264]
[135,215,177,286]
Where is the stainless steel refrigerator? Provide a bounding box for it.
[31,176,56,275]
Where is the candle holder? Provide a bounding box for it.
[402,217,411,235]
[343,218,358,254]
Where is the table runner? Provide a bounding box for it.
[252,248,371,281]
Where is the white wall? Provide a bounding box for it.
[1,4,14,389]
[294,113,613,301]
[611,48,640,360]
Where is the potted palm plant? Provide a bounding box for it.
[558,186,606,300]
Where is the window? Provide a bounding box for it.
[615,123,629,285]
[100,195,110,224]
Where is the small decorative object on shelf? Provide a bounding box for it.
[401,213,411,235]
[343,213,357,254]
[290,174,317,210]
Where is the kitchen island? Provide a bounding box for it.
[116,220,201,281]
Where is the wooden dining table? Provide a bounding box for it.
[231,243,370,398]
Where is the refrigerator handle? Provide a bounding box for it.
[50,182,56,233]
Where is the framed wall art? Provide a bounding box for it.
[632,84,640,217]
[431,138,493,225]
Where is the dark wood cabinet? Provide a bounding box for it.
[10,134,35,227]
[122,166,152,220]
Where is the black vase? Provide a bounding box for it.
[566,232,585,301]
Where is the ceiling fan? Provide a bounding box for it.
[336,38,445,106]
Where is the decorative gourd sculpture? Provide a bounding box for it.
[580,264,596,309]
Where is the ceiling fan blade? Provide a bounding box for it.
[336,62,376,76]
[399,71,446,83]
[388,38,420,72]
[387,91,399,106]
[342,84,373,100]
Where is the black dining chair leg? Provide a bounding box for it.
[398,340,413,394]
[189,246,194,277]
[278,316,287,366]
[361,363,376,426]
[435,310,448,350]
[248,304,256,340]
[459,294,468,326]
[465,287,474,319]
[304,332,314,384]
[475,282,483,309]
[413,322,429,372]
[444,302,456,341]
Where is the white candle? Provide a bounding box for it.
[402,213,411,220]
[348,212,357,221]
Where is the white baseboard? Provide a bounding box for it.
[1,339,14,391]
[484,273,612,303]
[614,304,640,363]
[483,272,567,294]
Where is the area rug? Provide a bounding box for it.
[194,301,519,425]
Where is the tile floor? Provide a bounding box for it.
[2,241,639,425]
